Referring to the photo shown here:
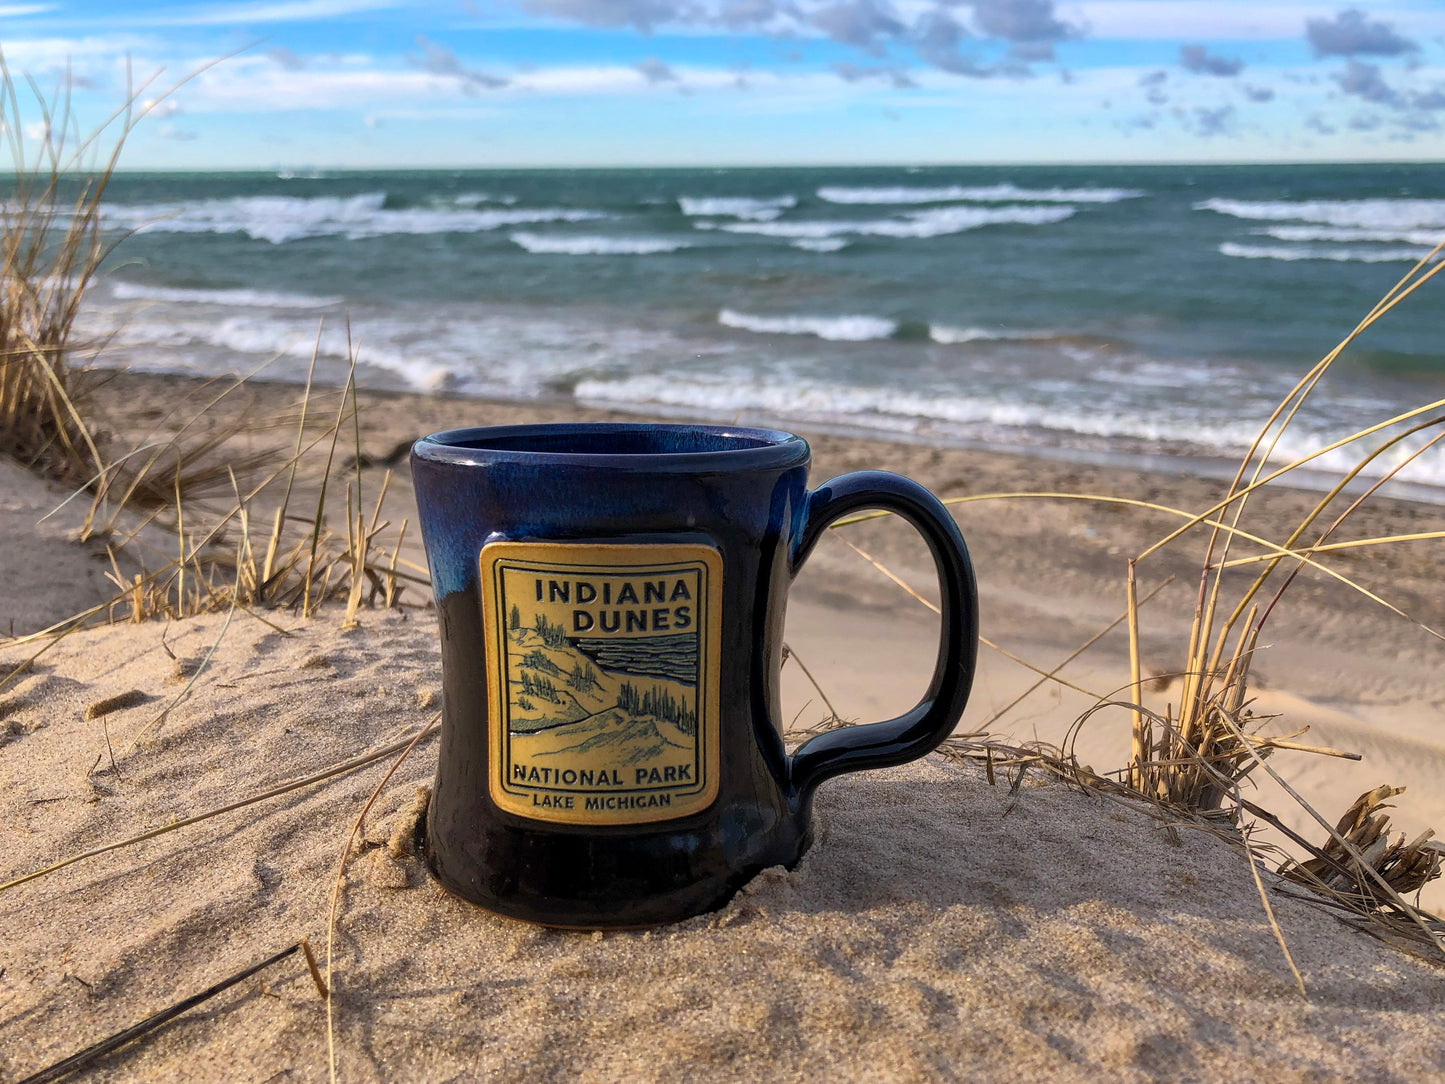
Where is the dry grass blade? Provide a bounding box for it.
[15,942,307,1084]
[832,531,1106,702]
[325,716,438,1084]
[1152,242,1445,589]
[1282,785,1445,913]
[835,492,1437,638]
[981,571,1174,731]
[1213,708,1445,958]
[10,360,425,637]
[1238,820,1307,996]
[0,53,229,490]
[0,63,116,485]
[781,641,840,724]
[118,581,239,758]
[0,63,417,639]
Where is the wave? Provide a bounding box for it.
[100,192,605,244]
[79,296,734,405]
[510,232,691,255]
[721,204,1075,241]
[573,371,1445,488]
[109,282,343,308]
[817,184,1143,205]
[791,238,848,253]
[1259,225,1445,247]
[1218,242,1436,264]
[172,315,457,390]
[677,195,795,221]
[574,371,1269,444]
[1197,197,1445,231]
[453,191,517,207]
[718,309,896,341]
[929,324,1057,344]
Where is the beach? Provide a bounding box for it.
[3,370,1444,1081]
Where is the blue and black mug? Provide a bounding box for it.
[412,422,978,927]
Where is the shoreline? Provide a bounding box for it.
[572,392,1445,508]
[89,362,1445,501]
[83,366,1445,701]
[85,359,1445,509]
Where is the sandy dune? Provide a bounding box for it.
[3,375,1444,1080]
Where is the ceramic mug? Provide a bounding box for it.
[412,422,978,927]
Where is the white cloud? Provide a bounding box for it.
[140,97,185,118]
[131,0,405,26]
[190,59,444,109]
[1066,2,1445,41]
[0,4,58,14]
[0,34,165,67]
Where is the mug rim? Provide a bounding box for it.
[412,422,811,471]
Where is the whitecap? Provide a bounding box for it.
[452,192,517,207]
[723,204,1075,241]
[509,232,691,255]
[1196,197,1445,231]
[1259,224,1445,247]
[100,193,606,244]
[817,184,1143,205]
[573,370,1445,490]
[109,282,343,308]
[717,309,896,341]
[677,195,796,221]
[1218,242,1436,263]
[929,325,1056,344]
[790,238,848,253]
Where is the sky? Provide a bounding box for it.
[1,0,1444,166]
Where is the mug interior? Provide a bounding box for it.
[446,428,773,455]
[414,423,809,469]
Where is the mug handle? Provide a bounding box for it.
[786,470,979,800]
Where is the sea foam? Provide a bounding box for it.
[573,370,1445,489]
[718,309,896,341]
[109,282,343,308]
[1218,242,1435,263]
[677,196,796,221]
[1259,225,1445,247]
[791,238,849,252]
[510,233,691,255]
[101,193,606,244]
[817,184,1143,205]
[929,325,1057,344]
[1197,197,1445,231]
[721,204,1075,241]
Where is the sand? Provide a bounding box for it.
[3,373,1444,1081]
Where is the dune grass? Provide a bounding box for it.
[0,66,424,763]
[816,236,1445,963]
[0,58,121,485]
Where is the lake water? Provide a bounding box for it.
[79,162,1445,496]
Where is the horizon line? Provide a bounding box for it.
[87,157,1445,174]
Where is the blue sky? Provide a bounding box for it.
[2,0,1444,166]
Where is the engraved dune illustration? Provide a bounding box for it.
[505,612,699,769]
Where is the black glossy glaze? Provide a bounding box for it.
[412,423,979,927]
